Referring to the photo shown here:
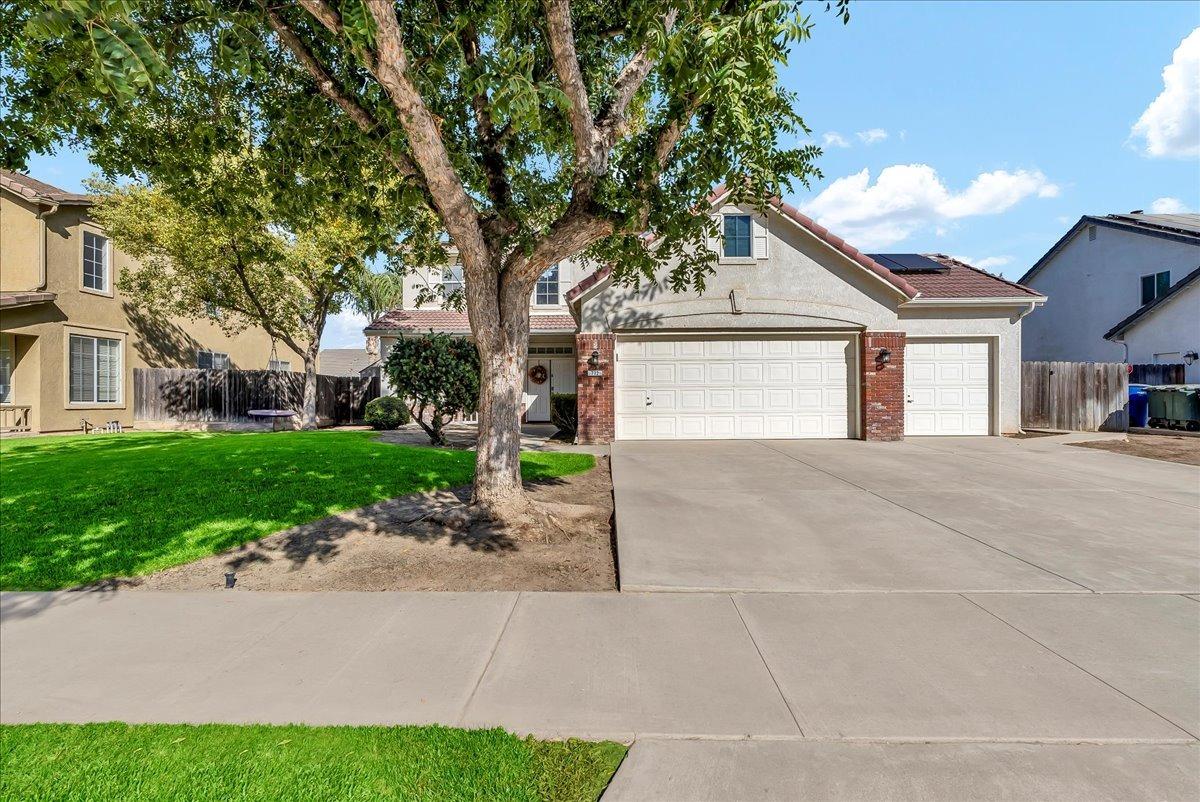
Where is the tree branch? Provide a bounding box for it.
[542,0,602,183]
[596,8,678,147]
[262,4,419,180]
[363,0,490,271]
[458,20,513,220]
[227,237,307,356]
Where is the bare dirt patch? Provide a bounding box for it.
[121,458,617,591]
[1069,433,1200,466]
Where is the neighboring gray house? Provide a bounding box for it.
[1104,266,1200,383]
[317,348,377,377]
[1020,213,1200,369]
[367,186,1046,442]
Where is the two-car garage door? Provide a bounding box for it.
[615,335,856,440]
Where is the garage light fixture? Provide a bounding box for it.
[877,347,891,365]
[1184,351,1198,366]
[587,349,600,367]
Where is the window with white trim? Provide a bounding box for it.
[722,214,752,258]
[1140,271,1170,306]
[197,350,230,370]
[0,333,14,404]
[83,231,109,292]
[268,359,291,372]
[536,265,560,305]
[442,265,464,298]
[69,334,121,404]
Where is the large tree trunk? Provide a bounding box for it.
[470,268,533,519]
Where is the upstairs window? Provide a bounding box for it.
[723,214,752,258]
[83,231,109,292]
[197,350,230,370]
[1140,271,1170,305]
[268,359,291,372]
[536,265,560,305]
[442,265,464,299]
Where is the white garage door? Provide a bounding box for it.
[904,340,991,435]
[615,335,855,440]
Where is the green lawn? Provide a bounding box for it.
[0,723,627,802]
[0,431,594,590]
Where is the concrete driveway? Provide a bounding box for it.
[612,435,1200,593]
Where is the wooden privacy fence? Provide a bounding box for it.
[1021,361,1128,432]
[134,368,379,425]
[1130,363,1186,385]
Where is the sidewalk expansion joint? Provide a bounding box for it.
[456,591,521,726]
[729,594,805,737]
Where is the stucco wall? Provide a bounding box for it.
[0,201,302,432]
[577,204,1032,434]
[400,257,587,313]
[1119,282,1200,383]
[0,193,46,292]
[1022,224,1199,363]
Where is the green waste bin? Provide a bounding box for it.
[1147,385,1200,431]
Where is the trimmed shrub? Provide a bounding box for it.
[384,333,480,445]
[363,395,410,430]
[550,393,578,436]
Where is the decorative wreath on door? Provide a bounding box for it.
[528,364,548,385]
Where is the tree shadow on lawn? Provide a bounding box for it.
[1,431,589,591]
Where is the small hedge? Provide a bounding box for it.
[363,396,410,430]
[550,393,577,436]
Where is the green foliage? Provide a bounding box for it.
[0,723,627,802]
[0,431,595,590]
[349,271,408,323]
[364,395,411,430]
[550,393,578,435]
[384,334,481,445]
[3,0,847,296]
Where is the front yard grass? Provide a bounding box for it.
[0,723,626,802]
[0,431,594,590]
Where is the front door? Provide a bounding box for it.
[525,358,552,421]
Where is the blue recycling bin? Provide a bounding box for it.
[1128,383,1150,428]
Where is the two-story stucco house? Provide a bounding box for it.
[366,186,1045,443]
[1019,213,1200,381]
[0,171,303,434]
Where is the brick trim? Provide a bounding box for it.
[861,331,906,441]
[575,333,615,444]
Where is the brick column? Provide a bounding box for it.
[575,333,615,444]
[861,331,906,441]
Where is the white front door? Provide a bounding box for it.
[615,334,856,440]
[525,358,552,421]
[904,340,991,436]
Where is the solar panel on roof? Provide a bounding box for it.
[866,253,950,273]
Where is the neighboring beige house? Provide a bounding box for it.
[0,171,302,434]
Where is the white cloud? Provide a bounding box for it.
[856,128,888,145]
[955,255,1013,271]
[1149,196,1192,214]
[320,309,369,349]
[822,132,850,148]
[1131,28,1200,158]
[800,164,1060,249]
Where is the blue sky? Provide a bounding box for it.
[23,0,1200,348]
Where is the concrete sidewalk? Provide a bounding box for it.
[3,590,1197,797]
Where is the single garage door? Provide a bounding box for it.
[904,339,991,435]
[615,334,856,440]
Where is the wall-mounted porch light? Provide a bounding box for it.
[587,349,600,367]
[876,347,892,365]
[1184,350,1198,366]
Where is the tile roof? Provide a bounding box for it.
[0,170,93,205]
[0,291,57,309]
[903,255,1045,300]
[365,309,577,334]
